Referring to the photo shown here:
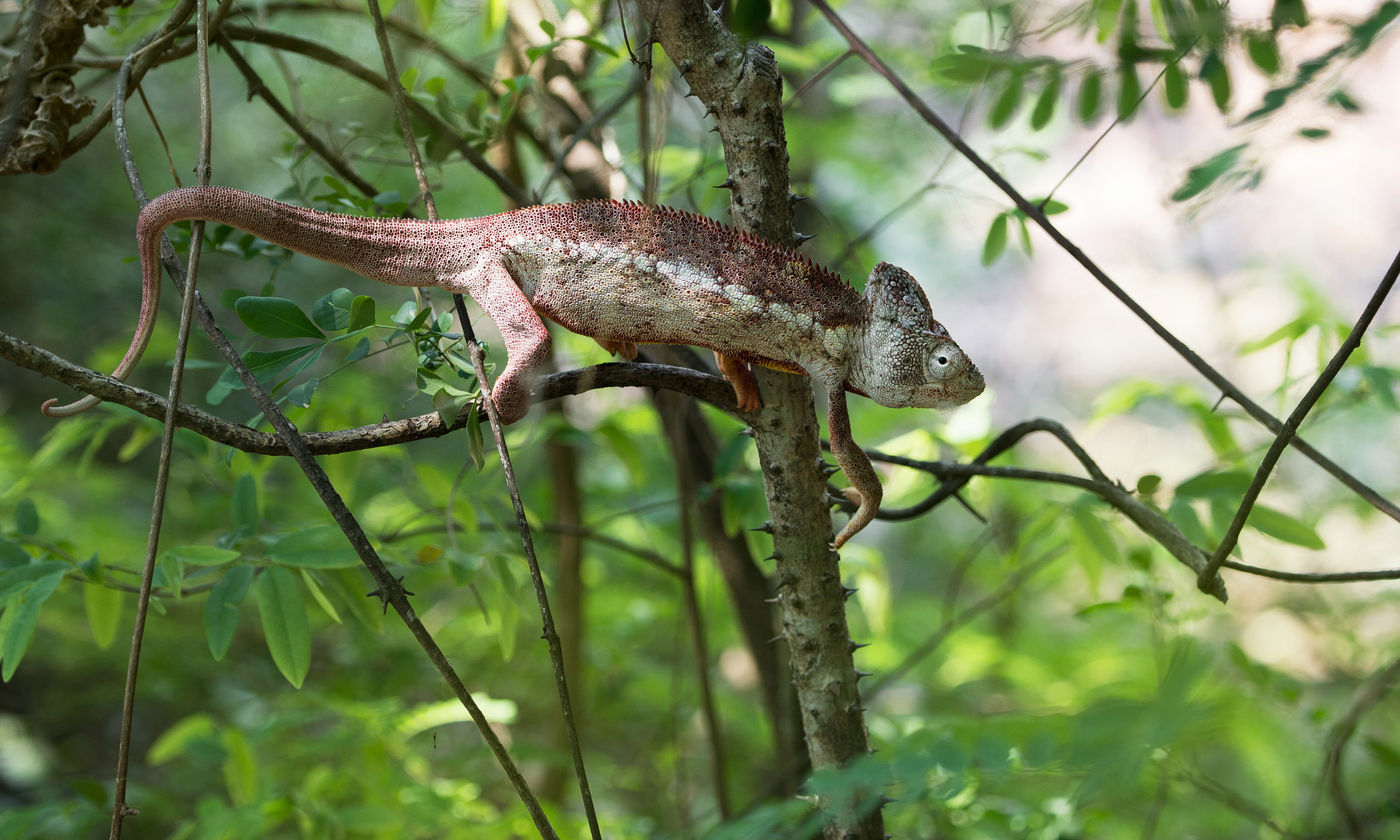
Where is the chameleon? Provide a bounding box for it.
[43,186,984,547]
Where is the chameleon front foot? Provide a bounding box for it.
[831,486,878,550]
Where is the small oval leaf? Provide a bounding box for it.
[982,214,1009,266]
[256,567,310,688]
[1077,69,1104,123]
[235,297,326,340]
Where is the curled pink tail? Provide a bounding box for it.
[42,186,457,417]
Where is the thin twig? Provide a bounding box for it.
[454,298,602,840]
[218,35,380,199]
[1311,654,1400,839]
[807,0,1400,525]
[1200,247,1400,589]
[1,331,744,454]
[867,547,1064,697]
[104,41,558,840]
[107,0,214,829]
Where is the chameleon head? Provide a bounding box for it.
[847,262,985,410]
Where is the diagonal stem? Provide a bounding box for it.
[1200,247,1400,589]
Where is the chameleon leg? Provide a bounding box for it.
[458,263,553,424]
[715,352,762,411]
[824,385,881,549]
[595,338,639,360]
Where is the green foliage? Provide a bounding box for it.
[4,0,1400,838]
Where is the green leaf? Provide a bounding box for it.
[982,214,1009,266]
[1327,89,1361,113]
[148,714,219,765]
[84,581,122,649]
[1096,0,1126,42]
[1136,474,1163,495]
[1200,50,1232,110]
[221,727,258,805]
[466,402,485,471]
[256,567,310,688]
[1248,506,1325,549]
[1176,470,1252,500]
[267,526,360,569]
[285,378,320,408]
[235,296,326,339]
[1030,69,1061,130]
[164,545,241,566]
[1171,143,1248,202]
[312,288,355,332]
[205,566,254,661]
[1077,69,1104,123]
[0,562,68,603]
[1298,127,1331,140]
[1239,317,1309,354]
[1271,0,1308,30]
[14,499,37,536]
[431,388,469,429]
[1246,31,1282,74]
[349,295,377,331]
[1163,61,1189,109]
[300,570,341,624]
[0,539,29,570]
[399,66,419,92]
[988,72,1024,129]
[1071,502,1119,562]
[1116,62,1141,121]
[243,344,324,385]
[1,568,64,681]
[231,474,259,534]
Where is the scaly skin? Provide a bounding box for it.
[44,186,985,547]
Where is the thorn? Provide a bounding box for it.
[767,633,786,644]
[366,575,414,614]
[849,640,870,652]
[683,87,698,98]
[751,520,775,535]
[738,427,755,437]
[842,586,857,600]
[764,551,782,562]
[708,125,721,133]
[854,669,872,680]
[763,595,782,603]
[794,232,817,246]
[677,59,693,75]
[713,50,728,65]
[714,177,736,190]
[788,192,808,204]
[702,103,718,118]
[761,139,780,152]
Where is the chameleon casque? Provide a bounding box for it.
[44,186,985,547]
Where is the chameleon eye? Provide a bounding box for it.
[936,355,949,366]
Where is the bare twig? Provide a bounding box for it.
[107,1,216,829]
[217,35,379,199]
[807,0,1400,526]
[856,417,1228,601]
[866,547,1064,697]
[1311,654,1400,839]
[453,297,599,840]
[370,4,598,827]
[1201,248,1400,590]
[1,330,744,453]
